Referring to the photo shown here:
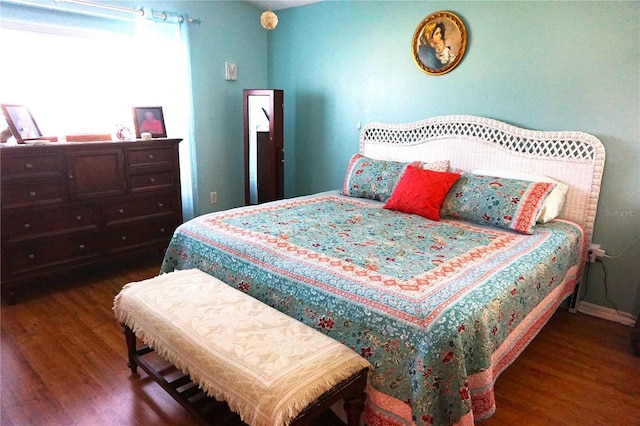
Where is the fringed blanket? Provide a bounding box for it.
[160,192,585,426]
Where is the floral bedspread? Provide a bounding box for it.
[160,191,584,426]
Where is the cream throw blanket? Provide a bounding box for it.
[113,269,372,426]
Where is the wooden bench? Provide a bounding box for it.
[113,269,372,426]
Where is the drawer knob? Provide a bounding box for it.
[121,236,127,241]
[118,208,124,214]
[79,244,85,250]
[157,202,164,208]
[147,154,154,159]
[24,223,31,229]
[160,228,166,233]
[25,163,33,169]
[28,254,35,260]
[76,215,82,221]
[149,177,156,183]
[29,191,37,197]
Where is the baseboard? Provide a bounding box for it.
[577,301,636,326]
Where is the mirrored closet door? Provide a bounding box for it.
[243,89,284,205]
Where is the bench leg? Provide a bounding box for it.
[344,370,367,426]
[122,324,138,374]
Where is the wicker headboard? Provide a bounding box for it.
[360,115,605,243]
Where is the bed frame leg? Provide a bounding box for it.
[122,324,138,374]
[566,269,588,313]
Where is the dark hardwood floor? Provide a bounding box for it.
[2,256,639,425]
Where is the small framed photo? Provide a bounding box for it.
[1,103,43,143]
[412,11,467,76]
[132,106,167,139]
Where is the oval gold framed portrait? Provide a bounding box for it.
[412,11,467,76]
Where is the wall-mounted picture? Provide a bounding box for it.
[412,11,467,76]
[132,106,167,138]
[1,103,43,143]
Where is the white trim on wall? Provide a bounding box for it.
[577,301,636,326]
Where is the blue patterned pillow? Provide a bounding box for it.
[440,173,556,234]
[342,154,422,202]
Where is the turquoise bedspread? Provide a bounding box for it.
[160,191,583,426]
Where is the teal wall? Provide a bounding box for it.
[267,1,640,315]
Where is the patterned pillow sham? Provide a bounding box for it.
[342,154,450,202]
[440,173,556,234]
[472,169,568,223]
[341,154,422,202]
[423,160,450,173]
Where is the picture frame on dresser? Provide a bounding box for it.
[133,106,167,138]
[1,103,42,143]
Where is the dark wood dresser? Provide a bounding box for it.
[1,139,182,304]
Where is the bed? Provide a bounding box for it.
[160,115,605,426]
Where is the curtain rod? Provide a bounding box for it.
[54,0,201,24]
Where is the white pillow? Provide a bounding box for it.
[471,169,568,223]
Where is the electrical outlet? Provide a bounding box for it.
[588,243,605,262]
[210,192,217,204]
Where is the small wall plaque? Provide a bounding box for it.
[225,61,238,81]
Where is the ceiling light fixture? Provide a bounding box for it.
[260,5,278,30]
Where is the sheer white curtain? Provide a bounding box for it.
[0,7,196,219]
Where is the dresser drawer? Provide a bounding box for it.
[126,146,174,169]
[101,193,178,224]
[1,181,68,208]
[1,152,65,182]
[2,204,99,243]
[104,215,178,253]
[4,231,101,277]
[129,170,175,192]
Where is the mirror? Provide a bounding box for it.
[243,89,284,205]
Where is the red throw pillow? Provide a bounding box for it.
[384,166,461,221]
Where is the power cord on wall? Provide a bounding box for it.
[579,259,591,302]
[582,236,640,322]
[582,258,637,322]
[602,235,640,260]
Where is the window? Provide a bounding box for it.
[1,10,195,219]
[1,20,186,139]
